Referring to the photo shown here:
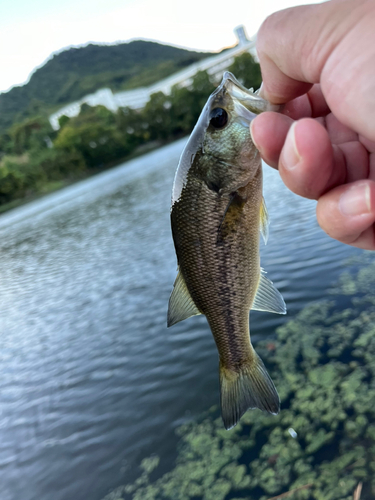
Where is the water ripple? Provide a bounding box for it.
[0,139,362,500]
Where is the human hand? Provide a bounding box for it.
[250,0,375,250]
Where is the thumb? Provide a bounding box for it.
[256,0,375,141]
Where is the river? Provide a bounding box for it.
[0,138,362,500]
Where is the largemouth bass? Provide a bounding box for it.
[167,71,286,430]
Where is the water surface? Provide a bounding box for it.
[0,138,361,500]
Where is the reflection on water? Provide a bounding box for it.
[0,138,362,500]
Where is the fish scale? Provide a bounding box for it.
[168,72,286,429]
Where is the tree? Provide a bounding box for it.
[169,85,196,134]
[54,106,131,168]
[116,107,145,148]
[169,71,215,135]
[58,115,70,129]
[228,52,262,91]
[74,104,116,127]
[9,116,53,155]
[189,70,216,118]
[0,132,13,155]
[142,91,173,140]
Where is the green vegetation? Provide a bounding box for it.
[104,256,375,500]
[0,40,217,133]
[0,53,261,211]
[228,52,262,90]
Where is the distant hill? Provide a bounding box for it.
[0,40,217,133]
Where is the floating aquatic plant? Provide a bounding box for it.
[104,258,375,500]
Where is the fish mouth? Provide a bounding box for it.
[221,72,265,112]
[217,71,279,127]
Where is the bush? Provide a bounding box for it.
[29,148,86,180]
[0,149,86,205]
[0,155,38,203]
[56,123,131,167]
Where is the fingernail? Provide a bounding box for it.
[339,183,372,216]
[249,120,261,152]
[280,121,301,170]
[258,82,265,98]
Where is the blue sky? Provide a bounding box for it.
[0,0,322,93]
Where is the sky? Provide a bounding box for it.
[0,0,323,94]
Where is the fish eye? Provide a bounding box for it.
[209,108,228,129]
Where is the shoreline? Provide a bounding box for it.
[0,137,187,231]
[0,137,180,216]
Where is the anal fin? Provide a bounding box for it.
[167,269,201,327]
[251,270,286,314]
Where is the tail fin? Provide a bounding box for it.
[219,352,280,430]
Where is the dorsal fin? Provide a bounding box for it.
[260,197,269,245]
[167,269,201,327]
[251,270,286,314]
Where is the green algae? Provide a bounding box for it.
[105,258,375,500]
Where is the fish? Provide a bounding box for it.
[167,71,286,430]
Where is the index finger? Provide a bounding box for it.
[282,85,330,120]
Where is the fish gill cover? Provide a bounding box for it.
[104,253,375,500]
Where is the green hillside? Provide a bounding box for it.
[0,52,262,211]
[0,40,216,132]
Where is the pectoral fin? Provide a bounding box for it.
[167,269,201,327]
[260,197,269,245]
[251,270,286,314]
[217,193,237,243]
[217,192,246,243]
